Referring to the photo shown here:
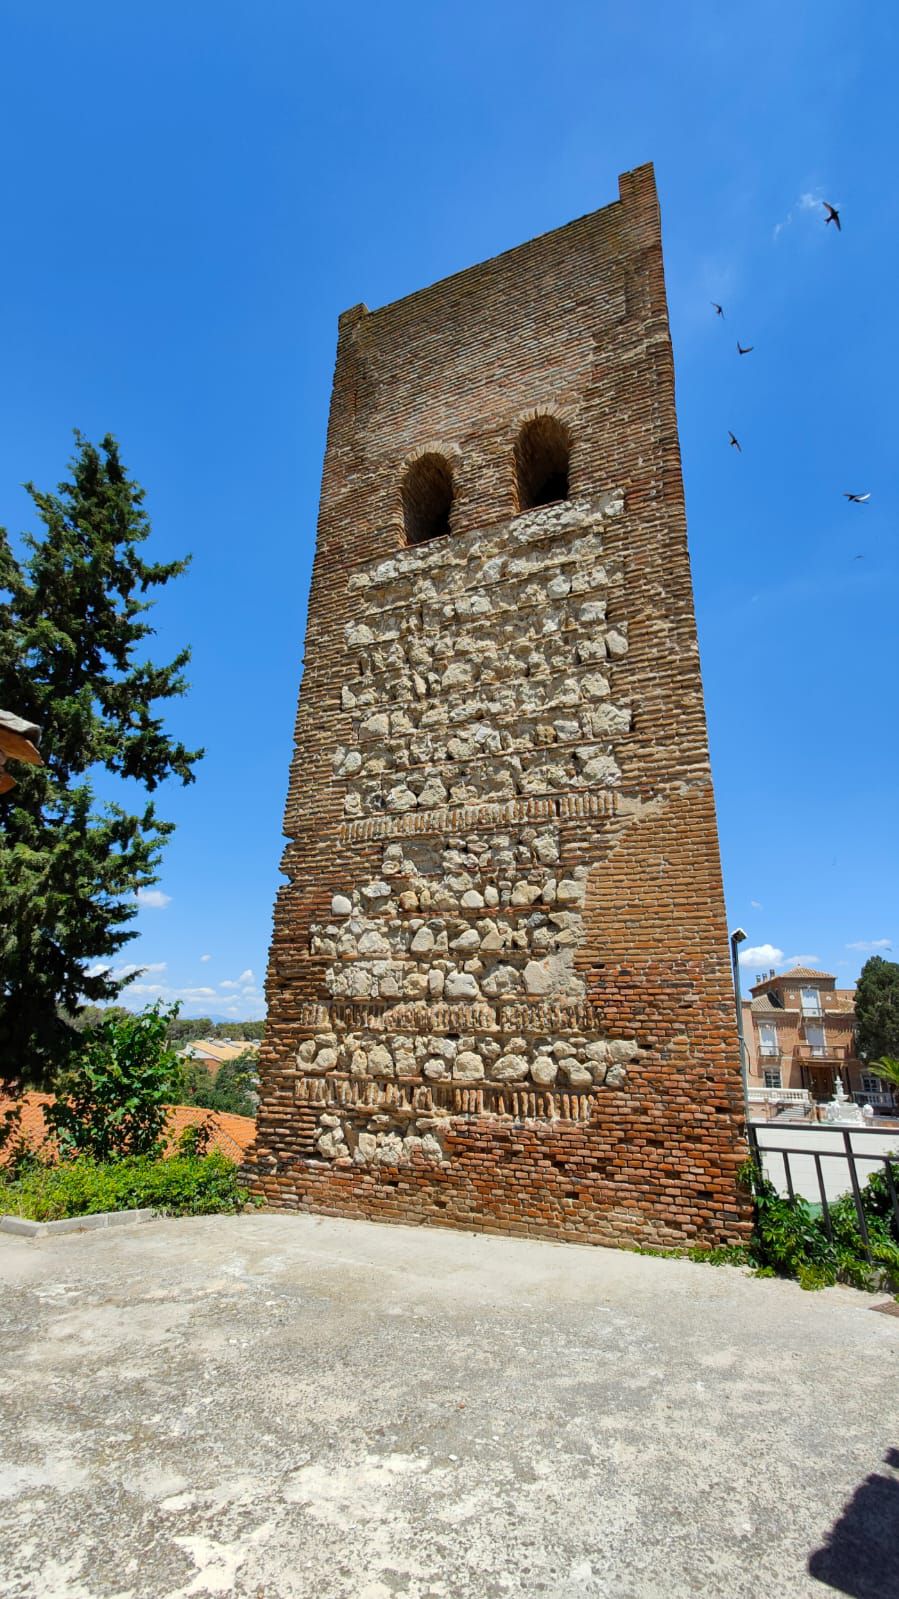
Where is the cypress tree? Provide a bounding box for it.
[0,433,202,1085]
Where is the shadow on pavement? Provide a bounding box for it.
[808,1448,899,1597]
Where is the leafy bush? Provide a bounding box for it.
[744,1158,899,1292]
[46,1004,182,1160]
[0,1150,250,1222]
[181,1049,257,1117]
[175,1117,216,1157]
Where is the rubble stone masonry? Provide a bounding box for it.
[247,163,751,1247]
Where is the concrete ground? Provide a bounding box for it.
[1,1214,897,1599]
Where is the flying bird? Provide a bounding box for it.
[737,341,753,356]
[728,431,741,452]
[844,492,871,504]
[824,202,841,231]
[711,302,724,318]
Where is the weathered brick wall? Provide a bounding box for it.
[247,162,751,1247]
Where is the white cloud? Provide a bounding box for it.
[200,954,212,963]
[219,969,258,992]
[781,954,820,970]
[750,900,763,910]
[136,887,171,910]
[85,962,111,978]
[738,943,783,969]
[128,982,165,996]
[773,189,826,241]
[846,939,892,953]
[115,961,167,981]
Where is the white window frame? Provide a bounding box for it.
[805,1022,827,1057]
[758,1023,779,1058]
[801,986,822,1016]
[763,1068,782,1089]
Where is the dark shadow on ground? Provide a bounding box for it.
[808,1448,899,1596]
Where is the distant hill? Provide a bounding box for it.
[167,1016,265,1043]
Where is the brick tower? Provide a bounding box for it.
[248,163,750,1248]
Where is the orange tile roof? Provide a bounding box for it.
[0,1092,255,1167]
[771,968,836,982]
[0,1091,53,1162]
[163,1105,256,1162]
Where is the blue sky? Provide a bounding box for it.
[1,2,896,1018]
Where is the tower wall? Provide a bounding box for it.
[248,163,750,1248]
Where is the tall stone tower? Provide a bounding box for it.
[249,163,749,1248]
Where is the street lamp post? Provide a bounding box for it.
[729,927,751,1127]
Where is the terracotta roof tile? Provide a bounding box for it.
[0,1093,255,1167]
[750,994,789,1013]
[764,967,835,983]
[163,1106,256,1162]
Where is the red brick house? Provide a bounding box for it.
[742,968,895,1110]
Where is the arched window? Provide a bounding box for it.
[515,415,571,510]
[402,454,454,545]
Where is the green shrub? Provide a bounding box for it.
[0,1150,250,1222]
[743,1158,899,1292]
[46,1004,183,1161]
[181,1049,258,1117]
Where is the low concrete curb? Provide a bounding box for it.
[0,1207,155,1239]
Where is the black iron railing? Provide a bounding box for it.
[747,1122,899,1263]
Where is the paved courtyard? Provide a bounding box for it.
[1,1211,897,1599]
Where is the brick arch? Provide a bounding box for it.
[400,448,460,546]
[514,412,572,510]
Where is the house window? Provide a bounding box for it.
[402,454,454,545]
[758,1023,779,1058]
[800,986,822,1016]
[764,1069,782,1089]
[806,1023,826,1057]
[861,1074,885,1096]
[515,415,571,510]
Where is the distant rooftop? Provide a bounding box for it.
[178,1039,260,1065]
[750,968,837,996]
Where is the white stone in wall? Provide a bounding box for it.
[493,1053,529,1082]
[531,1055,558,1085]
[453,1052,484,1081]
[443,971,480,1000]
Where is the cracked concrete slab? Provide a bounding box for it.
[1,1212,897,1598]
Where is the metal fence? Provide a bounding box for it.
[747,1122,899,1263]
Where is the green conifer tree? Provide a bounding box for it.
[0,433,202,1085]
[855,956,899,1063]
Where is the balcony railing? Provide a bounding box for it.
[758,1045,781,1059]
[748,1086,812,1105]
[853,1091,898,1111]
[793,1044,851,1065]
